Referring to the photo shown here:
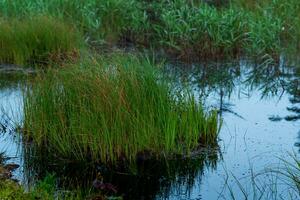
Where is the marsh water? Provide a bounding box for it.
[0,58,300,199]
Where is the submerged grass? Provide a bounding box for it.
[23,54,219,164]
[222,154,300,200]
[0,16,83,66]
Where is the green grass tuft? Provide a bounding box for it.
[23,53,219,164]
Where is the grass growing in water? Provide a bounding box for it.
[0,16,83,66]
[23,54,219,164]
[222,154,300,200]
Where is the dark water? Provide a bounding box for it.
[0,58,299,199]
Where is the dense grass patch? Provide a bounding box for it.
[152,0,297,58]
[154,3,248,57]
[0,0,147,45]
[232,0,300,52]
[23,54,219,164]
[0,0,299,59]
[0,16,83,66]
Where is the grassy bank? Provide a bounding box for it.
[0,16,83,66]
[0,0,299,60]
[23,54,219,164]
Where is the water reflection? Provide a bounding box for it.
[162,57,300,199]
[0,74,24,180]
[0,57,300,199]
[106,150,220,200]
[285,76,300,121]
[165,57,300,122]
[21,141,220,200]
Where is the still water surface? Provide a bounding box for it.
[0,59,299,199]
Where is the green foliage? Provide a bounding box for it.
[23,53,219,164]
[31,174,56,199]
[0,174,84,200]
[0,180,29,200]
[245,11,282,55]
[0,0,147,44]
[0,16,83,66]
[155,3,248,57]
[0,0,299,59]
[231,0,300,48]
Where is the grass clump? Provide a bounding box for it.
[0,16,83,66]
[23,54,219,164]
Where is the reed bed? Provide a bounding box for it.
[153,0,299,58]
[155,3,248,58]
[0,0,299,59]
[0,16,83,66]
[231,0,300,53]
[0,0,147,45]
[23,54,219,164]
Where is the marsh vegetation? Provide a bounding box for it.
[0,16,83,66]
[0,0,299,63]
[23,54,219,164]
[0,0,300,199]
